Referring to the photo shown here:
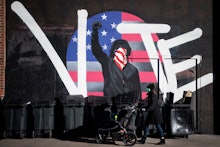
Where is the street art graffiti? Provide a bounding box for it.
[11,1,78,96]
[67,11,146,99]
[11,1,213,103]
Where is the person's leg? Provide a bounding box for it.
[144,124,149,138]
[155,124,164,138]
[138,124,149,144]
[155,124,165,145]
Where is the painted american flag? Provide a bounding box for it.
[66,11,160,99]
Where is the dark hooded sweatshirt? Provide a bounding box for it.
[91,29,141,100]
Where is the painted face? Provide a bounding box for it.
[113,47,127,70]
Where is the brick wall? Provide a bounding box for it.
[0,0,5,98]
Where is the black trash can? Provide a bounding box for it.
[84,96,112,137]
[60,95,85,136]
[165,91,194,138]
[2,98,29,139]
[170,104,194,138]
[31,99,56,138]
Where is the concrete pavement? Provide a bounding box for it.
[1,134,220,147]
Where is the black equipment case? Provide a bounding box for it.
[31,99,56,138]
[60,95,85,134]
[2,98,29,139]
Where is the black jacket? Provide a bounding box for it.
[144,92,163,124]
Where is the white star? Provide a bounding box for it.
[87,29,92,36]
[86,44,91,50]
[101,30,107,36]
[102,44,108,50]
[101,13,107,20]
[111,22,117,29]
[110,37,116,43]
[72,36,77,42]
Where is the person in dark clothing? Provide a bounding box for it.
[91,21,141,101]
[138,83,165,145]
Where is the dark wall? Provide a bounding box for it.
[5,0,214,134]
[213,0,219,135]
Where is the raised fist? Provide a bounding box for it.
[92,21,102,30]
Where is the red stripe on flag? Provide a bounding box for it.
[88,92,150,100]
[130,58,150,62]
[122,12,144,22]
[158,51,163,62]
[69,71,77,81]
[122,34,142,41]
[69,71,156,82]
[87,92,151,100]
[152,33,159,42]
[87,72,103,81]
[87,92,103,96]
[139,72,157,82]
[122,34,159,42]
[69,71,104,82]
[142,92,147,99]
[88,92,148,100]
[129,51,149,59]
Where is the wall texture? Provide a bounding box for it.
[0,0,5,97]
[2,0,214,134]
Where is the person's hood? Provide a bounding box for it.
[110,39,131,58]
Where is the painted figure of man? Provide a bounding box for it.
[91,21,141,100]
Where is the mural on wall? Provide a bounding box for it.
[67,9,213,102]
[67,11,146,100]
[8,1,213,103]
